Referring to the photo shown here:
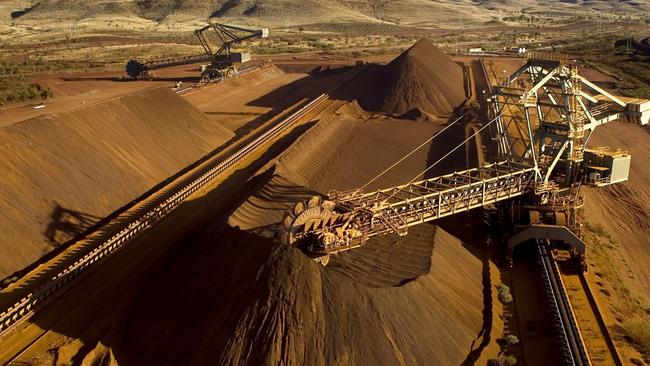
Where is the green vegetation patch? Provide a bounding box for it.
[624,317,650,355]
[0,61,52,106]
[561,34,650,99]
[582,218,650,358]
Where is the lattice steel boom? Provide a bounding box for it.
[283,161,536,264]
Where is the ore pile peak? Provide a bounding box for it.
[359,38,467,117]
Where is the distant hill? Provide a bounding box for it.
[2,0,649,30]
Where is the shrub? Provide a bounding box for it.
[489,355,518,366]
[497,284,513,304]
[624,317,650,356]
[0,60,52,105]
[584,221,609,238]
[504,334,520,346]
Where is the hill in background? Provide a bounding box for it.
[2,0,649,32]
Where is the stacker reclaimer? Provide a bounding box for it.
[125,22,268,81]
[281,53,650,267]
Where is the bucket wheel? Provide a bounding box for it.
[281,196,337,265]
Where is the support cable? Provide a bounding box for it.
[381,112,504,204]
[360,112,468,190]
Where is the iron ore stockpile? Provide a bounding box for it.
[356,38,467,117]
[118,39,484,365]
[0,38,498,365]
[0,88,233,278]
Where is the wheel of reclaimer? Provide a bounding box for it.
[281,196,337,265]
[125,60,145,79]
[282,196,334,244]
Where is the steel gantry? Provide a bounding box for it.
[488,53,647,189]
[486,53,648,267]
